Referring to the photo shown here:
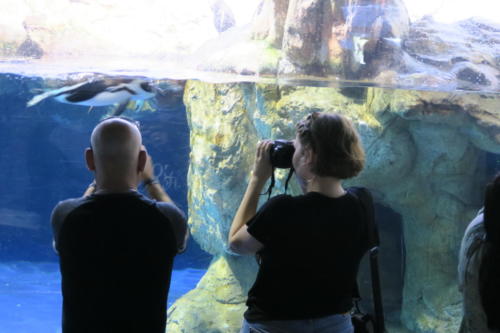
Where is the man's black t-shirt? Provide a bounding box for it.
[51,192,188,333]
[244,189,371,321]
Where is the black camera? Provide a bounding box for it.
[270,140,295,169]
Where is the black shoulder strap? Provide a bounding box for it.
[351,187,379,247]
[349,187,386,333]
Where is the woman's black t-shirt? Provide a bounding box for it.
[244,189,371,321]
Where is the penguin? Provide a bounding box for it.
[27,78,156,116]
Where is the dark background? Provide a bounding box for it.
[0,73,211,269]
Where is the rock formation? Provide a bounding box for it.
[167,80,500,333]
[195,0,499,92]
[0,0,221,67]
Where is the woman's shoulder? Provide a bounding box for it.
[346,186,372,199]
[264,193,319,210]
[460,212,486,269]
[266,194,295,206]
[464,212,486,243]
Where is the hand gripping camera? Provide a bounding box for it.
[265,140,295,198]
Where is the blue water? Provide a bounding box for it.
[0,74,211,331]
[0,262,205,333]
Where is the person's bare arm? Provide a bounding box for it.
[140,153,173,203]
[144,182,173,203]
[228,141,273,255]
[83,180,96,197]
[141,151,188,252]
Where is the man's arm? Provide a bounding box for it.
[50,199,80,255]
[144,181,173,203]
[140,154,173,203]
[157,202,189,253]
[83,180,96,197]
[141,152,189,251]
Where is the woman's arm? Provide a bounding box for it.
[228,140,273,255]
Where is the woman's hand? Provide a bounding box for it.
[251,140,273,183]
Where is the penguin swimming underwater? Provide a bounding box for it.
[27,78,156,116]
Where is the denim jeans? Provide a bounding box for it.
[240,313,354,333]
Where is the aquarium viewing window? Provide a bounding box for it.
[0,1,499,333]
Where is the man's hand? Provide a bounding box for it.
[140,152,155,183]
[139,151,174,204]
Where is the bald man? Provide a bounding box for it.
[51,117,188,333]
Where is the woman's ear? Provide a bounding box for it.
[304,147,316,166]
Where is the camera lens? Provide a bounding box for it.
[270,140,295,169]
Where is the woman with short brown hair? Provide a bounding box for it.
[229,112,372,333]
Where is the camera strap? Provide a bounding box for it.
[263,167,295,200]
[350,187,385,333]
[284,167,294,194]
[263,169,276,200]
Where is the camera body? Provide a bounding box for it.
[270,140,295,169]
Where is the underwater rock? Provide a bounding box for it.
[167,255,257,332]
[173,80,500,333]
[183,81,259,254]
[386,90,500,153]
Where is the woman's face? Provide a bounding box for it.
[292,134,313,180]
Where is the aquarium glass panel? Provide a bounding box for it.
[0,1,499,333]
[0,74,212,332]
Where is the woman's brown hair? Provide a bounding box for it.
[296,112,365,179]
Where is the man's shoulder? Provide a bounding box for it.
[51,196,92,251]
[55,196,86,207]
[151,201,188,253]
[52,197,89,220]
[154,201,187,221]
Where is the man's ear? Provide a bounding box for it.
[85,148,96,171]
[138,150,147,173]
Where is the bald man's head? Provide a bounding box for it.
[88,118,144,179]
